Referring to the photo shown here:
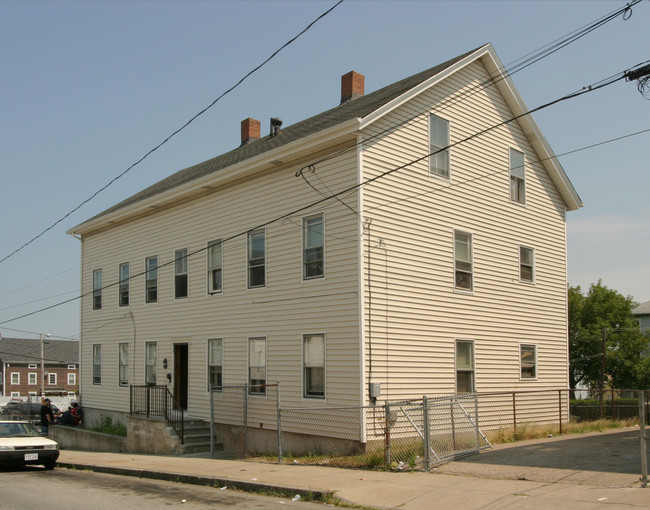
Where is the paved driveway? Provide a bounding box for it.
[434,426,648,487]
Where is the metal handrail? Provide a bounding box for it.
[130,385,184,443]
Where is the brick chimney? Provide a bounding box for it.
[241,118,261,145]
[341,71,365,104]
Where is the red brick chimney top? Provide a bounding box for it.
[241,118,261,145]
[341,71,365,104]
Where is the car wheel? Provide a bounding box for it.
[43,460,56,470]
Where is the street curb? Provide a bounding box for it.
[57,462,335,502]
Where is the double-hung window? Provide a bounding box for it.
[454,230,473,291]
[303,334,325,398]
[175,249,189,299]
[248,337,266,395]
[28,373,37,385]
[519,246,535,283]
[93,344,102,385]
[145,256,158,303]
[48,373,57,385]
[456,340,475,394]
[92,269,102,310]
[207,240,223,294]
[68,373,76,385]
[119,262,129,307]
[247,229,266,288]
[145,342,157,385]
[520,344,537,379]
[119,342,129,387]
[208,338,223,390]
[429,113,450,179]
[11,373,19,385]
[510,148,526,204]
[303,215,324,279]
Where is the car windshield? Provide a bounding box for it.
[0,422,40,437]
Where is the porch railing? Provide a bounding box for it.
[130,385,184,443]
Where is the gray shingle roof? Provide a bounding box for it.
[87,46,482,222]
[0,337,79,365]
[633,300,650,316]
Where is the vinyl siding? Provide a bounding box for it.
[359,58,569,402]
[79,147,362,419]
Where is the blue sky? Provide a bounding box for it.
[1,0,648,342]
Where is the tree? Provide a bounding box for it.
[569,281,649,389]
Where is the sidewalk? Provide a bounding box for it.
[57,430,648,509]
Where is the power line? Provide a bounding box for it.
[0,0,345,267]
[296,0,642,175]
[0,66,638,327]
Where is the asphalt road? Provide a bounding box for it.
[0,467,330,510]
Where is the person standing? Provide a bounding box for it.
[40,398,54,436]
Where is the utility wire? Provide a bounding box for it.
[0,0,345,267]
[0,66,638,327]
[296,0,641,176]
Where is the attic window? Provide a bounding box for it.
[429,114,450,179]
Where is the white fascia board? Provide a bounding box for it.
[359,44,493,131]
[479,48,583,211]
[359,43,582,212]
[68,117,361,236]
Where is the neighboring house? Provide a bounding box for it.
[0,337,79,398]
[632,300,650,333]
[68,44,582,439]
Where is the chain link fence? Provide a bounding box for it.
[209,386,649,476]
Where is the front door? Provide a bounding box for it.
[173,343,188,410]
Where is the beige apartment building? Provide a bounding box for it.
[68,44,581,436]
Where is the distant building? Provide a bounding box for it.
[632,300,650,333]
[0,337,79,398]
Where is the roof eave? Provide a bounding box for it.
[68,117,362,236]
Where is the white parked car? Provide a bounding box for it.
[0,420,59,470]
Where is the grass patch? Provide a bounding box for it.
[486,418,637,444]
[90,415,127,436]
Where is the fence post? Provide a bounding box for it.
[146,386,151,418]
[639,390,647,488]
[209,386,215,458]
[243,386,248,457]
[384,401,391,468]
[451,397,456,451]
[474,393,480,452]
[423,396,430,470]
[277,383,282,465]
[512,392,517,435]
[558,390,563,435]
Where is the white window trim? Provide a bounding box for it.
[519,245,535,284]
[28,363,37,369]
[248,336,267,396]
[509,147,526,206]
[48,373,57,385]
[455,339,476,394]
[207,338,224,392]
[145,255,159,304]
[302,214,325,281]
[145,341,157,385]
[93,268,102,310]
[247,229,267,289]
[68,373,76,385]
[174,248,189,300]
[28,373,37,385]
[118,343,129,387]
[93,344,102,385]
[520,343,538,380]
[119,261,130,307]
[207,240,223,295]
[302,333,326,400]
[10,372,20,385]
[453,229,474,293]
[429,113,451,180]
[10,392,20,398]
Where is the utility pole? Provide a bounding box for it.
[599,327,606,419]
[40,333,51,398]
